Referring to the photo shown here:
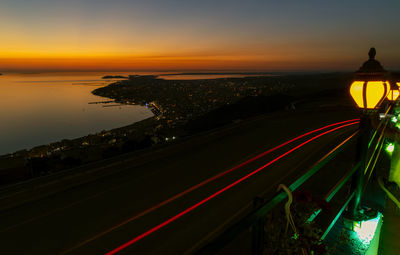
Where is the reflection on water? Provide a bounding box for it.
[0,71,272,155]
[0,72,153,155]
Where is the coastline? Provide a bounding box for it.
[0,72,353,186]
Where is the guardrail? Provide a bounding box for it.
[196,130,360,255]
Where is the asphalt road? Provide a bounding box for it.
[0,107,359,255]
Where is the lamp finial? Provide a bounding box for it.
[369,47,376,59]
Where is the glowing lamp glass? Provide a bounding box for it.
[387,89,400,101]
[350,81,389,109]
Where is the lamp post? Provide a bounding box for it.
[348,48,389,220]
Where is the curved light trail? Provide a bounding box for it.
[59,119,359,255]
[106,121,359,255]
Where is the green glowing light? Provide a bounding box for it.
[391,116,398,123]
[354,213,382,245]
[386,143,395,153]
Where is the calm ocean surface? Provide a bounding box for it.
[0,72,155,155]
[0,71,268,155]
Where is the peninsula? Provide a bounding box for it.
[102,75,128,79]
[1,73,353,185]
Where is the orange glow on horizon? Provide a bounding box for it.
[0,40,363,71]
[0,53,359,71]
[1,1,399,72]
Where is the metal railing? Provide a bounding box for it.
[196,130,361,255]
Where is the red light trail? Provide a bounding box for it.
[105,120,359,255]
[60,119,360,255]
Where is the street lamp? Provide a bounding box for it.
[349,47,389,110]
[347,48,388,223]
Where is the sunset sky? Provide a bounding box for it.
[1,0,400,72]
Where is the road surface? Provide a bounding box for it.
[0,107,359,255]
